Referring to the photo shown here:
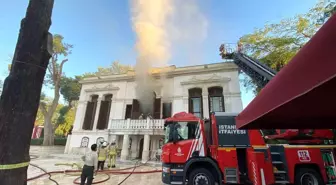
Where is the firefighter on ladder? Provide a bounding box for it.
[108,140,117,168]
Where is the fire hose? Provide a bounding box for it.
[27,155,162,184]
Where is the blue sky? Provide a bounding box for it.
[0,0,319,107]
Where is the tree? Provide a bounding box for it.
[239,1,334,94]
[39,34,72,145]
[55,106,76,137]
[60,73,96,107]
[96,61,133,75]
[0,0,54,183]
[60,76,81,107]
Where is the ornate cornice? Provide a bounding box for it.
[80,62,238,84]
[84,84,120,92]
[181,74,231,86]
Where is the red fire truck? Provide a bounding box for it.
[161,112,335,185]
[161,45,335,185]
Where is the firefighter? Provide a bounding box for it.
[97,142,108,170]
[108,140,118,168]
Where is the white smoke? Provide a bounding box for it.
[130,0,208,114]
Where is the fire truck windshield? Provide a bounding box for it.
[164,121,198,143]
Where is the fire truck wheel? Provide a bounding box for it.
[295,168,323,185]
[188,168,215,185]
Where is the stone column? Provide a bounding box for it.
[64,134,71,154]
[202,90,209,119]
[92,98,102,130]
[130,136,139,158]
[120,134,130,161]
[73,101,87,131]
[142,134,150,163]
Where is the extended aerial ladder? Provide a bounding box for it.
[219,43,334,144]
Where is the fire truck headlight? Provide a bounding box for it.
[162,166,170,173]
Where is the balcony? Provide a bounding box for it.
[108,119,165,135]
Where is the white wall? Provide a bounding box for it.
[72,63,243,132]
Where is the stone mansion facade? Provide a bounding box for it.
[65,62,243,162]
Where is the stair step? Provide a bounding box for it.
[226,175,237,178]
[271,152,280,155]
[275,180,289,184]
[274,171,287,174]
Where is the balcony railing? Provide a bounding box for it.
[109,119,165,130]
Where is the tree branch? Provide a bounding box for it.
[51,56,57,83]
[59,59,68,79]
[301,32,312,39]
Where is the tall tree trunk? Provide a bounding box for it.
[0,0,54,184]
[43,114,54,145]
[42,88,59,145]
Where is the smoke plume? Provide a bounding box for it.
[130,0,208,115]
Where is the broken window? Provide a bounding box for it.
[125,104,133,119]
[162,102,172,119]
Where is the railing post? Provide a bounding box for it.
[126,119,130,129]
[146,118,150,129]
[108,119,112,129]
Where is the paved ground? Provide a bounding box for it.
[28,146,163,185]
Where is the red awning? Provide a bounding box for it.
[236,14,336,129]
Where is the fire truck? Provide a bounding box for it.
[161,45,336,185]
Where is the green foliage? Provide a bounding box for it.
[56,106,70,125]
[35,108,44,126]
[55,106,76,137]
[96,61,133,75]
[60,73,98,106]
[239,1,332,93]
[53,34,73,56]
[30,138,43,145]
[30,138,67,146]
[60,77,81,105]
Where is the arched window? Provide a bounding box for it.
[80,137,89,148]
[188,88,203,118]
[82,95,99,130]
[96,137,105,148]
[208,86,225,113]
[97,94,113,130]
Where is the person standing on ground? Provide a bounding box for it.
[108,141,118,168]
[81,144,98,185]
[97,142,108,170]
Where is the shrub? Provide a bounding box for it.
[54,137,67,146]
[30,138,43,145]
[30,137,67,146]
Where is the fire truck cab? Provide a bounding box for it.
[161,112,336,185]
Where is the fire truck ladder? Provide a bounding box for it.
[219,43,277,87]
[269,145,290,184]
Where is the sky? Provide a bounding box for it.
[0,0,319,108]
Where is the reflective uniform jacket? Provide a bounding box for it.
[98,147,107,161]
[108,145,117,155]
